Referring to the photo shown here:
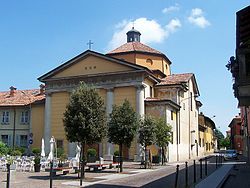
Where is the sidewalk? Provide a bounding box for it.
[195,156,250,188]
[222,156,250,188]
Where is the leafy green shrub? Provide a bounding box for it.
[32,148,41,156]
[15,147,26,155]
[34,156,40,164]
[114,150,119,156]
[0,141,9,156]
[57,147,67,162]
[9,149,22,156]
[87,148,97,157]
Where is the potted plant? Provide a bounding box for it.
[113,150,120,163]
[57,148,67,167]
[32,148,41,172]
[87,148,97,163]
[34,156,41,172]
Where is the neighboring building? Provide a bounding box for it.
[228,115,243,154]
[239,107,250,157]
[198,113,216,156]
[0,85,45,149]
[37,28,201,161]
[227,6,250,106]
[227,5,250,160]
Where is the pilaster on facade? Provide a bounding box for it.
[136,84,145,117]
[104,87,114,160]
[44,93,52,154]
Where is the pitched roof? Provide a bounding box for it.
[156,73,194,86]
[107,41,163,55]
[0,89,45,107]
[145,97,180,109]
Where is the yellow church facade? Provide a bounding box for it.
[0,28,204,162]
[37,28,201,161]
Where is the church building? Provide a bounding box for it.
[0,28,201,162]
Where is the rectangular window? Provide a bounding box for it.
[190,92,193,111]
[150,86,153,97]
[199,138,201,147]
[20,110,29,124]
[20,135,28,147]
[171,111,174,120]
[56,140,64,149]
[1,135,8,145]
[2,111,10,124]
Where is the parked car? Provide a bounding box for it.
[224,149,238,160]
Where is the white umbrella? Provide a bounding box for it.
[41,138,45,157]
[48,137,55,161]
[75,144,81,162]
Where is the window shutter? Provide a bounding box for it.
[16,135,20,146]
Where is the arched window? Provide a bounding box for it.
[146,58,153,65]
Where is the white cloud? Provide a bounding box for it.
[166,19,182,33]
[188,8,210,28]
[107,17,181,51]
[162,4,180,14]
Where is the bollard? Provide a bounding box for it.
[200,159,202,179]
[194,160,196,183]
[216,155,218,169]
[205,157,208,176]
[175,165,180,188]
[6,163,10,188]
[219,154,221,166]
[50,161,53,188]
[185,162,188,188]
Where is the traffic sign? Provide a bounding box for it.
[29,139,33,145]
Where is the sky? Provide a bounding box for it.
[0,1,249,135]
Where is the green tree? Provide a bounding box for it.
[214,128,225,149]
[220,136,230,149]
[108,100,139,172]
[63,82,106,185]
[138,116,156,169]
[155,118,172,165]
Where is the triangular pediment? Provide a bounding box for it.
[38,50,146,81]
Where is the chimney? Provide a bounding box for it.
[39,84,45,94]
[9,86,17,97]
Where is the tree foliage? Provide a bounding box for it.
[155,118,172,165]
[139,116,156,147]
[138,116,156,168]
[0,141,9,156]
[108,100,138,147]
[220,136,230,149]
[214,128,225,149]
[63,82,106,145]
[63,82,106,183]
[108,99,139,172]
[155,118,172,148]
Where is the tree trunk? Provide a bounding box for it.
[144,146,147,169]
[80,142,85,186]
[119,144,123,172]
[161,147,164,165]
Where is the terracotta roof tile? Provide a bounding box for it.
[0,89,45,107]
[156,73,193,86]
[107,42,163,55]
